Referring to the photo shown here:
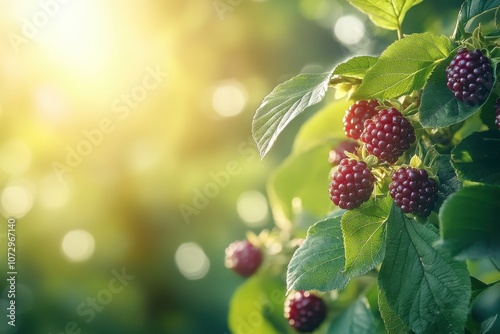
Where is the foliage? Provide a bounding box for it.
[230,0,500,333]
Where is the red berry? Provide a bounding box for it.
[360,107,416,164]
[495,98,500,130]
[389,167,438,217]
[225,240,262,277]
[329,158,375,210]
[328,140,359,165]
[284,291,327,333]
[343,100,380,139]
[446,48,493,106]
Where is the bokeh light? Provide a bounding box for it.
[0,179,35,218]
[211,80,248,117]
[236,191,269,227]
[38,173,71,209]
[61,229,96,262]
[334,15,365,46]
[175,242,210,280]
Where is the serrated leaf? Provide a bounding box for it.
[430,150,462,211]
[341,196,392,277]
[454,0,500,39]
[252,71,333,159]
[286,217,349,293]
[439,185,500,259]
[228,274,292,334]
[327,296,376,334]
[267,144,334,228]
[379,204,471,334]
[352,33,451,100]
[451,130,500,186]
[347,0,423,31]
[332,56,378,79]
[378,288,410,334]
[419,50,497,128]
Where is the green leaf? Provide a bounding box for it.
[341,196,392,277]
[378,288,410,334]
[465,278,490,334]
[419,50,497,128]
[451,131,500,186]
[292,100,351,153]
[432,151,462,211]
[286,217,349,293]
[228,274,292,334]
[352,33,451,100]
[267,144,333,228]
[379,205,471,334]
[252,71,333,159]
[439,185,500,259]
[454,0,500,39]
[327,296,376,334]
[332,56,378,79]
[347,0,423,31]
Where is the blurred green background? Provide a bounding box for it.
[0,1,463,333]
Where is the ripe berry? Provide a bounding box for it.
[389,167,438,217]
[494,98,500,130]
[329,158,375,210]
[224,240,262,277]
[360,107,416,164]
[343,100,380,139]
[328,140,359,165]
[284,291,327,333]
[446,48,493,106]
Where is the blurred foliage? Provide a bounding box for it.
[0,0,479,333]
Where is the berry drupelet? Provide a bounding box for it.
[224,240,262,277]
[446,48,493,106]
[360,107,416,164]
[389,167,438,217]
[329,158,375,210]
[284,291,327,333]
[343,100,380,140]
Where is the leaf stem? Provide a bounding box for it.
[397,24,403,40]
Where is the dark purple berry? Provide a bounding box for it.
[389,167,438,217]
[329,158,375,210]
[328,140,359,165]
[225,240,262,277]
[284,291,327,333]
[343,100,380,139]
[494,98,500,130]
[446,48,493,106]
[360,107,416,164]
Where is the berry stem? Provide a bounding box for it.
[397,24,403,40]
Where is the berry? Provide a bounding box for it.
[360,107,416,164]
[446,48,493,106]
[495,98,500,130]
[343,100,380,139]
[284,291,327,333]
[389,167,438,217]
[224,240,262,277]
[328,140,359,165]
[329,158,375,210]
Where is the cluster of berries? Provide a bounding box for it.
[224,240,327,332]
[328,48,500,217]
[330,98,438,217]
